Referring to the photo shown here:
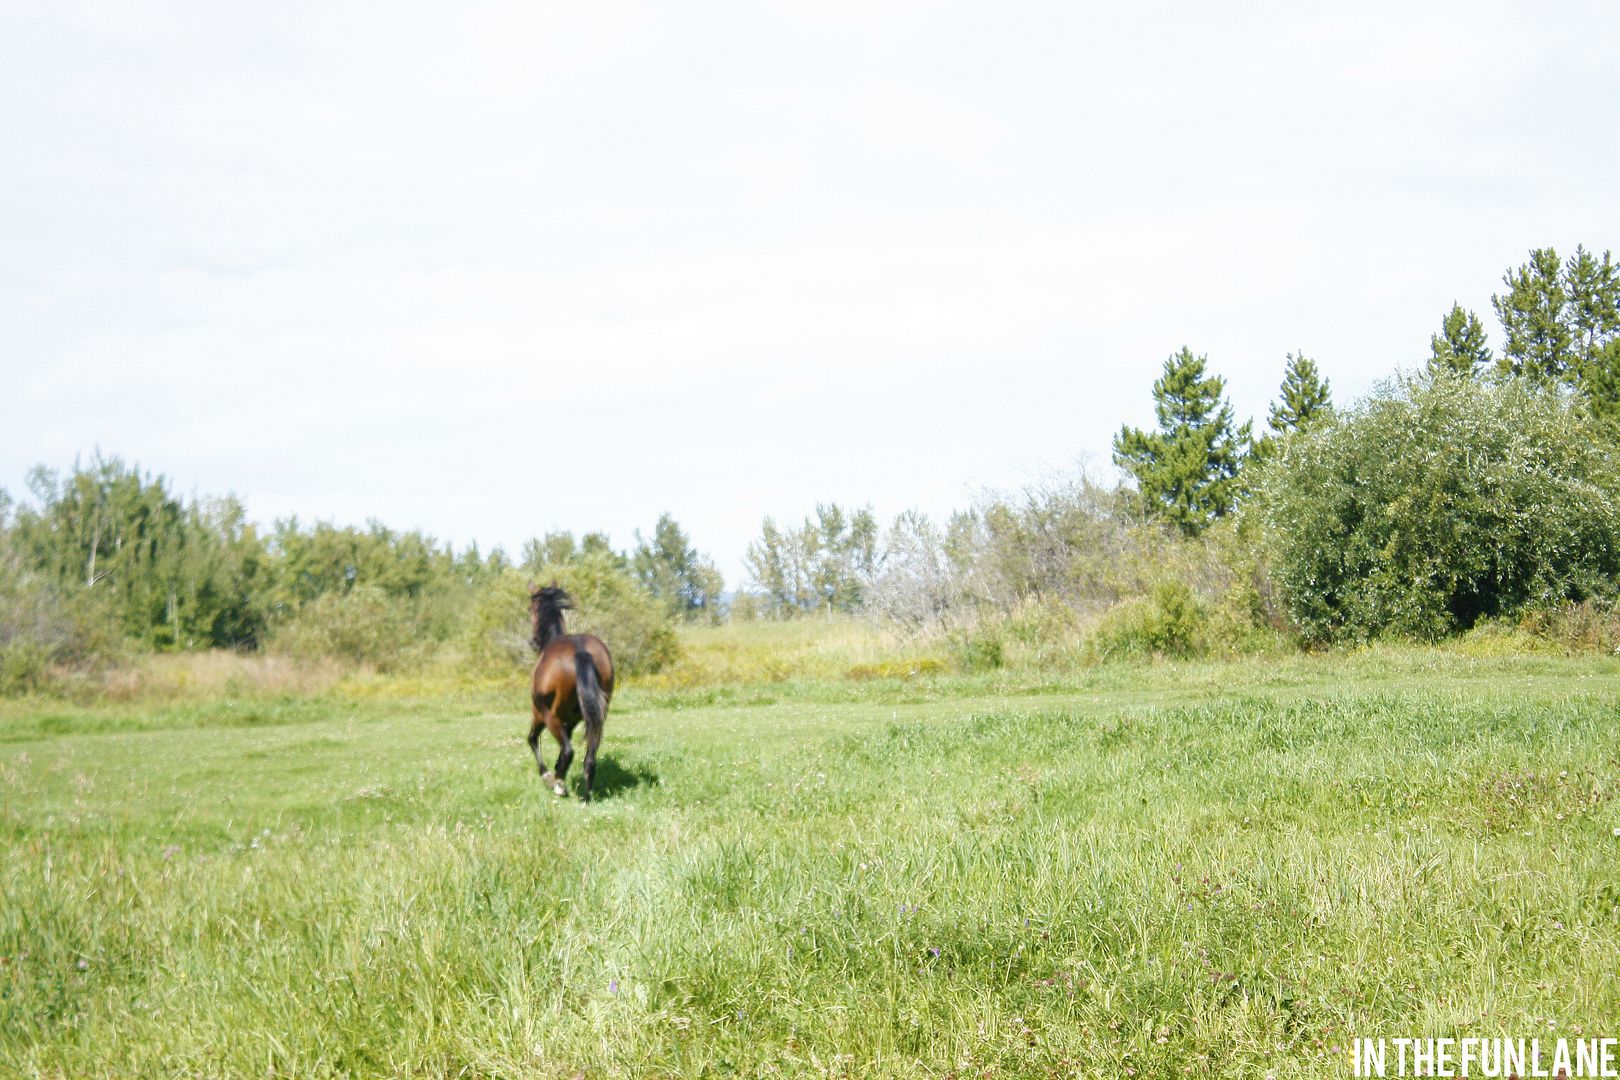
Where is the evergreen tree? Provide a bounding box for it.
[1427,304,1493,378]
[1253,352,1333,466]
[1492,245,1620,418]
[1567,245,1620,358]
[1492,247,1575,385]
[1565,246,1620,423]
[1268,351,1332,432]
[1113,348,1252,535]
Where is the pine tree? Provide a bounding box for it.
[1427,304,1492,378]
[1563,245,1620,362]
[1491,245,1620,419]
[1252,352,1333,466]
[1493,247,1573,385]
[1268,351,1332,432]
[1113,348,1252,536]
[1564,246,1620,423]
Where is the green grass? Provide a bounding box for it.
[2,649,1618,1077]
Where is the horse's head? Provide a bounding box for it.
[528,581,573,651]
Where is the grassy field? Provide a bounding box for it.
[2,633,1618,1077]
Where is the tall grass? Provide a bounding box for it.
[3,645,1617,1077]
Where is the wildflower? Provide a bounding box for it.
[608,979,618,995]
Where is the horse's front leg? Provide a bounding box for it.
[527,713,548,780]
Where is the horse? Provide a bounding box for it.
[526,583,615,802]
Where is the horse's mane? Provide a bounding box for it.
[531,585,572,651]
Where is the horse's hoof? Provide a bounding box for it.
[552,782,567,798]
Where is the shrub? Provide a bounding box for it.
[0,556,124,694]
[1087,581,1210,660]
[941,597,1093,672]
[463,554,681,679]
[946,625,1006,672]
[1199,518,1292,654]
[462,571,538,676]
[943,476,1147,614]
[862,510,958,627]
[267,585,420,670]
[1518,600,1620,654]
[1256,373,1620,642]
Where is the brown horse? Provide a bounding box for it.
[526,584,615,802]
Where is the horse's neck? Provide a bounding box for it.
[537,615,567,648]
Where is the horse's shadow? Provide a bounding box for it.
[585,756,658,801]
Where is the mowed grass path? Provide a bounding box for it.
[2,653,1618,1077]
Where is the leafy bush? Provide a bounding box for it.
[267,585,421,670]
[462,571,538,676]
[463,553,681,679]
[1198,518,1292,654]
[1087,581,1210,660]
[1256,373,1620,642]
[0,555,124,693]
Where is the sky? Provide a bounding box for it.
[3,1,1618,582]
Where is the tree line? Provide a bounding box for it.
[0,461,727,687]
[1108,244,1619,539]
[742,244,1620,648]
[4,243,1617,687]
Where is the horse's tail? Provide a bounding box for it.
[575,639,608,802]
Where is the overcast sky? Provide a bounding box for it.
[4,1,1618,581]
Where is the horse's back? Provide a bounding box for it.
[531,634,614,717]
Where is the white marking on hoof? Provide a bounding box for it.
[552,781,567,798]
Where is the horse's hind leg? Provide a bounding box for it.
[553,720,576,796]
[547,716,572,798]
[530,710,568,798]
[581,726,600,804]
